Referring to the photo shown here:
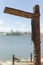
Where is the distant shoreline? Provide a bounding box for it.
[0,32,31,36]
[0,31,43,36]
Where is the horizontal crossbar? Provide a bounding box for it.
[4,7,39,19]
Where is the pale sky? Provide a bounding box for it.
[0,0,43,33]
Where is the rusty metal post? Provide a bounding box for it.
[31,5,41,65]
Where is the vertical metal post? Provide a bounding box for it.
[31,5,41,65]
[12,55,15,65]
[30,53,32,62]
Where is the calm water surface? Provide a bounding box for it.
[0,34,43,60]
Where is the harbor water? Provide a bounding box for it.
[0,34,43,60]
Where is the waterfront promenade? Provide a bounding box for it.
[0,59,43,65]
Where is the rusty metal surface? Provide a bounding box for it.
[32,5,41,65]
[4,7,39,19]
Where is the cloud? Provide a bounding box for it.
[21,24,26,27]
[0,20,4,26]
[0,20,10,32]
[0,20,4,32]
[0,26,11,32]
[0,20,29,32]
[11,23,27,32]
[14,21,21,25]
[13,21,27,32]
[16,21,21,24]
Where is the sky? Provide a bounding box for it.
[0,0,43,33]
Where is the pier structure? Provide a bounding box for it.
[4,4,41,65]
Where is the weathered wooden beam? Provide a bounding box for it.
[31,5,41,65]
[4,7,39,19]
